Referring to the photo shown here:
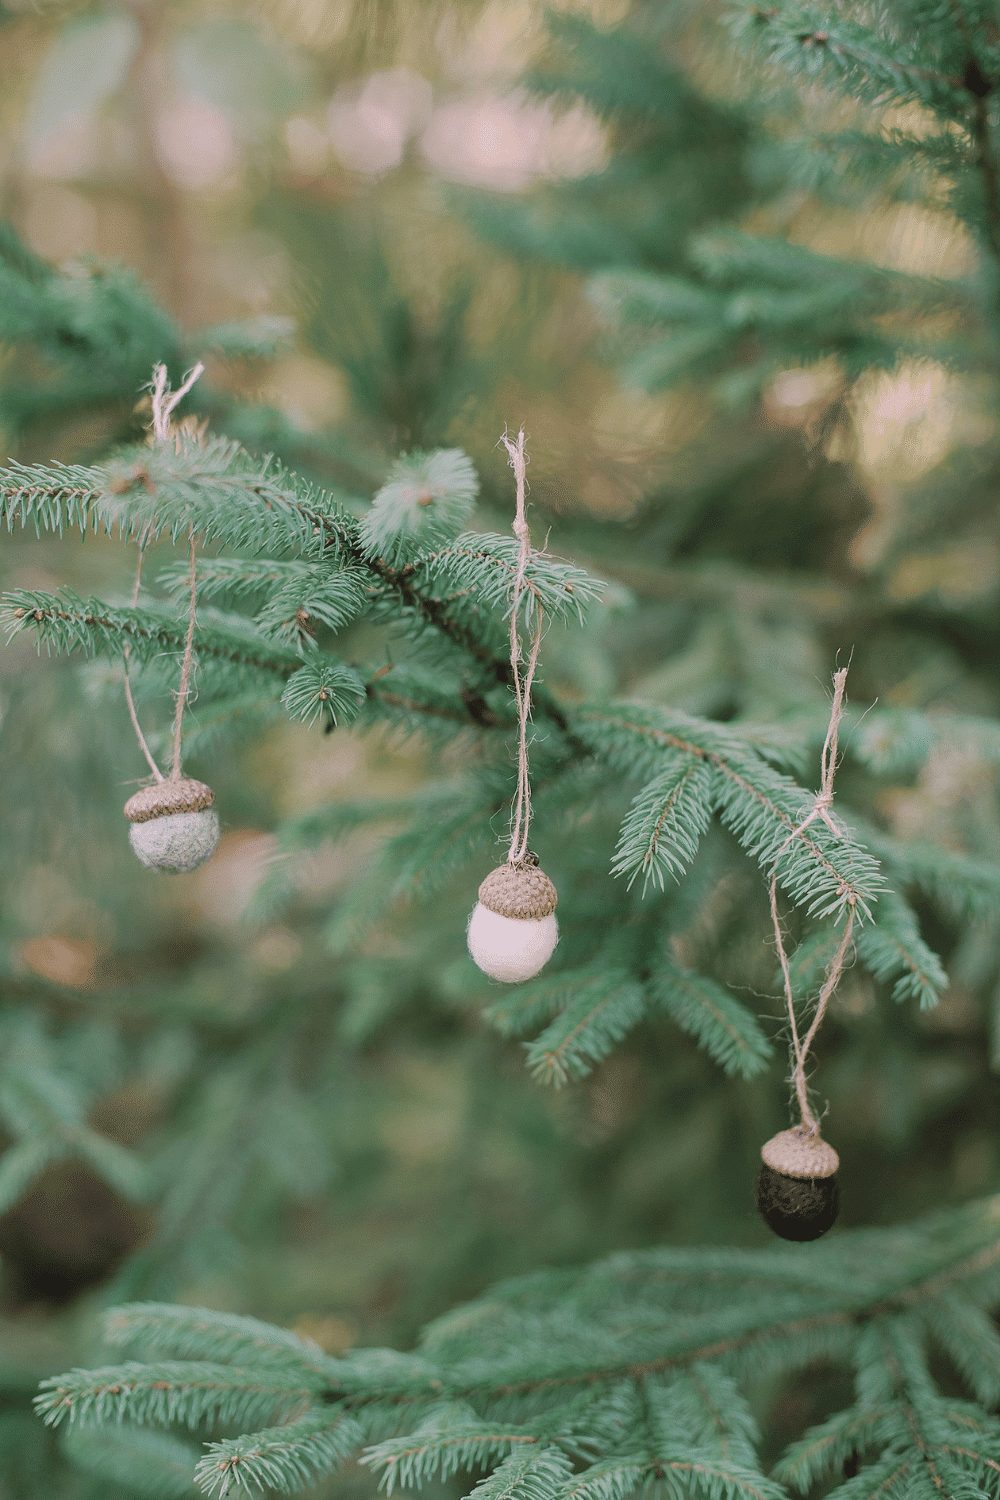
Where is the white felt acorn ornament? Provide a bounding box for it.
[467,428,559,985]
[124,777,220,874]
[467,853,558,984]
[120,364,219,876]
[756,668,853,1242]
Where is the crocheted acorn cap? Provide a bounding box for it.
[124,778,215,823]
[478,856,557,920]
[761,1128,839,1180]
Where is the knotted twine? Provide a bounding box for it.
[770,667,855,1136]
[123,362,204,784]
[500,427,544,867]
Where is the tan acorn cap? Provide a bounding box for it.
[124,777,215,823]
[478,859,557,920]
[761,1128,839,1180]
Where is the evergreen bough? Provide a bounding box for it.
[34,1199,1000,1500]
[4,0,1000,1493]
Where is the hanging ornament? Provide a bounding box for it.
[757,667,854,1242]
[467,852,558,983]
[120,364,219,875]
[467,428,559,985]
[755,1128,840,1243]
[124,777,219,873]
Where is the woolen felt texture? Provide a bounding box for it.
[755,1162,840,1241]
[124,777,215,823]
[478,862,558,919]
[129,808,220,874]
[467,905,559,983]
[760,1128,839,1179]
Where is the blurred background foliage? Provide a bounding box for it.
[1,0,999,1495]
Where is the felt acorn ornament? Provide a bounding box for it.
[467,854,559,984]
[757,668,854,1243]
[120,364,219,876]
[124,777,220,874]
[467,428,560,985]
[755,1127,840,1242]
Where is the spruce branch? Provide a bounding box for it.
[281,660,367,729]
[945,0,1000,261]
[647,956,773,1079]
[854,892,948,1008]
[0,463,104,535]
[0,445,589,741]
[920,1294,1000,1407]
[968,76,1000,261]
[1,590,305,677]
[103,1304,336,1379]
[483,970,591,1040]
[358,450,479,566]
[35,1202,1000,1499]
[739,4,967,109]
[847,817,1000,923]
[360,1407,546,1493]
[611,756,714,892]
[195,1410,364,1497]
[415,534,599,629]
[574,703,882,923]
[60,1426,200,1500]
[772,1405,899,1492]
[524,973,647,1087]
[35,1363,323,1431]
[464,1447,575,1500]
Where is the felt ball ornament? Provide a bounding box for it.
[755,1128,840,1242]
[124,778,220,874]
[467,856,558,983]
[468,430,561,983]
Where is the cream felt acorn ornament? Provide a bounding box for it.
[121,364,219,876]
[467,853,558,984]
[467,429,559,985]
[755,668,854,1242]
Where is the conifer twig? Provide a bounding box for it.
[769,668,854,1135]
[500,427,544,865]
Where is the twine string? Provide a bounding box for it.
[123,542,164,781]
[151,361,204,444]
[769,667,855,1135]
[123,362,204,783]
[170,531,198,781]
[500,427,543,866]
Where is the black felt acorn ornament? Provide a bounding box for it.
[757,668,855,1243]
[755,1127,840,1243]
[467,428,560,985]
[120,364,219,876]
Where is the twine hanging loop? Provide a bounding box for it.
[500,427,544,866]
[123,363,205,784]
[150,361,204,445]
[769,667,855,1136]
